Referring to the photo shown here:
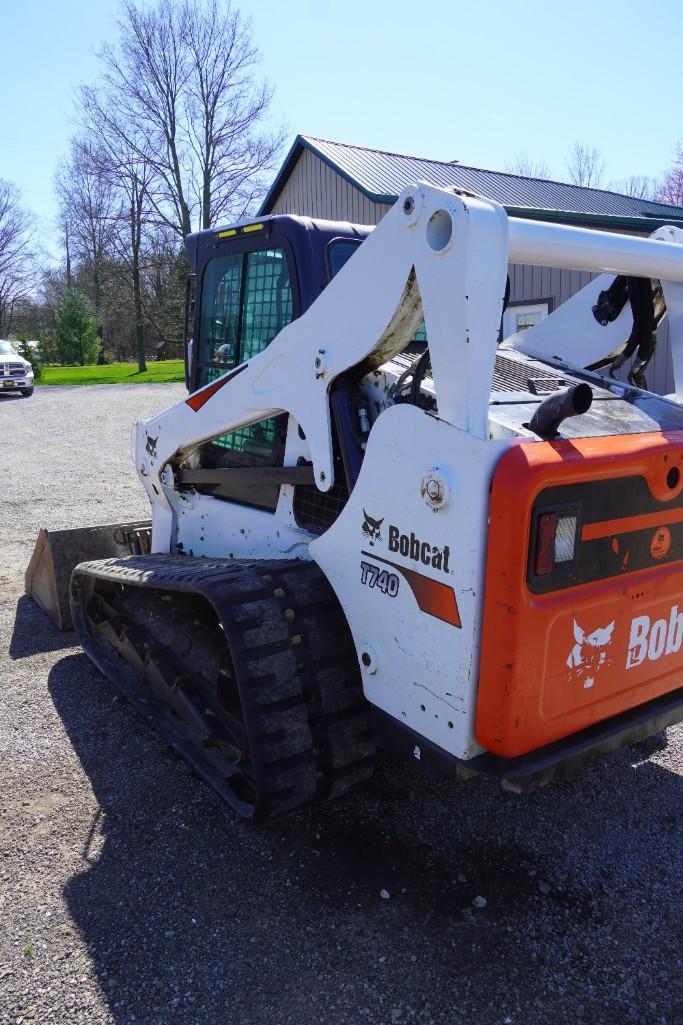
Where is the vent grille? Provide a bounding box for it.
[492,353,566,394]
[293,482,348,535]
[0,362,25,377]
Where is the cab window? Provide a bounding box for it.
[241,249,293,360]
[197,247,293,386]
[196,246,293,461]
[198,252,242,375]
[328,239,361,278]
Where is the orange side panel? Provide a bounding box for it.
[476,431,683,757]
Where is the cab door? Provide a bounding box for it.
[195,242,296,391]
[189,237,296,469]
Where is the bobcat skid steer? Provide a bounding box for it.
[31,183,683,820]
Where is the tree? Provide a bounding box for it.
[184,0,283,228]
[505,151,551,179]
[564,142,605,188]
[15,337,42,380]
[75,95,154,372]
[657,144,683,206]
[93,0,283,238]
[58,0,281,368]
[55,288,101,365]
[139,223,186,345]
[0,180,38,337]
[610,175,656,200]
[55,139,118,321]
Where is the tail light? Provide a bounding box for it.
[554,513,578,562]
[534,513,557,576]
[531,505,580,579]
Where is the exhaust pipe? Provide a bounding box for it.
[528,383,593,439]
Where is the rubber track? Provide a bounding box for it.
[70,555,374,820]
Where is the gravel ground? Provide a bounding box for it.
[1,383,682,1025]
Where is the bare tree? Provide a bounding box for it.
[609,175,656,200]
[505,151,551,179]
[96,0,193,238]
[57,0,282,362]
[657,144,683,206]
[61,120,187,364]
[0,180,38,337]
[184,0,283,228]
[564,142,605,188]
[78,84,155,371]
[55,139,119,319]
[139,222,186,343]
[56,213,73,288]
[92,0,282,238]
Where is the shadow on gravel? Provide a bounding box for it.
[9,594,79,659]
[48,653,683,1025]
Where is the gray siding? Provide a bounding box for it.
[272,152,675,396]
[508,263,593,309]
[269,149,388,224]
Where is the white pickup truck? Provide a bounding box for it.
[0,340,34,397]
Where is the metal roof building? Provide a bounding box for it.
[261,135,683,394]
[261,135,683,230]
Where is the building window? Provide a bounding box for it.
[503,301,550,338]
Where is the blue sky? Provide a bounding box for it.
[1,0,681,259]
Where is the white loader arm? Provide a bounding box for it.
[505,223,683,391]
[135,183,509,551]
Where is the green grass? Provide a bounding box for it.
[37,360,185,387]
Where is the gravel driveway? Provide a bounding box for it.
[1,383,681,1025]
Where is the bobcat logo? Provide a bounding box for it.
[361,509,384,546]
[146,435,158,458]
[566,619,615,689]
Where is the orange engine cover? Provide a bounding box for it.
[476,431,683,757]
